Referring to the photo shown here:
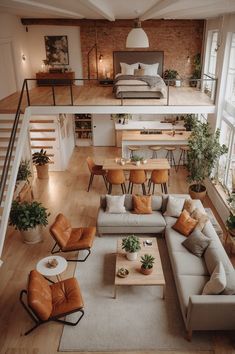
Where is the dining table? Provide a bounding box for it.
[102,158,171,171]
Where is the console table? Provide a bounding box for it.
[36,71,75,86]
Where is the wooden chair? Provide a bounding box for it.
[106,170,126,194]
[128,170,147,195]
[20,270,84,335]
[148,169,168,194]
[86,156,107,192]
[50,213,96,262]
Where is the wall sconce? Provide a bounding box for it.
[187,56,190,64]
[99,54,103,62]
[22,54,26,61]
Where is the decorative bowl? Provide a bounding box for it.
[46,258,58,268]
[117,267,129,278]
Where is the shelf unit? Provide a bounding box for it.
[74,114,92,146]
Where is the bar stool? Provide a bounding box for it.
[165,146,177,170]
[148,146,161,159]
[106,170,126,194]
[128,146,140,159]
[177,145,190,171]
[148,169,168,194]
[128,170,147,195]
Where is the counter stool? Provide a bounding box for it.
[149,146,161,159]
[128,170,147,195]
[148,169,168,194]
[165,146,177,170]
[177,145,190,171]
[128,146,140,159]
[106,170,126,194]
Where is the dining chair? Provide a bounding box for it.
[128,170,147,195]
[106,169,126,194]
[86,156,107,192]
[148,169,168,194]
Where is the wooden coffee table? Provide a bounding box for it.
[114,237,165,299]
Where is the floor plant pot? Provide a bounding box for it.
[36,164,49,179]
[21,225,43,244]
[126,252,138,261]
[140,267,153,275]
[189,184,206,201]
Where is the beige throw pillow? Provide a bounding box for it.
[202,262,226,295]
[183,199,196,214]
[191,208,209,231]
[164,196,185,218]
[106,195,126,213]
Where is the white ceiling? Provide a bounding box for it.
[0,0,234,20]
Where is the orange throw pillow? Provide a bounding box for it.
[132,195,152,214]
[173,209,198,236]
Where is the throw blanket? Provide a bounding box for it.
[114,75,163,89]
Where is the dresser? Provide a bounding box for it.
[36,71,75,86]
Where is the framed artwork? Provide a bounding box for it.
[44,35,69,65]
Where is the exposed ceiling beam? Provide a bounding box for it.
[11,0,84,18]
[79,0,115,21]
[140,0,179,21]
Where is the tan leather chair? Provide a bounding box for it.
[20,269,84,335]
[128,170,147,194]
[50,213,96,262]
[148,169,168,194]
[86,156,107,192]
[106,169,126,194]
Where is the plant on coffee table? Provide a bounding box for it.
[122,235,141,261]
[140,254,155,275]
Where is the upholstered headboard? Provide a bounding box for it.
[113,51,164,77]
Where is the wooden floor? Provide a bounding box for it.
[0,146,234,354]
[0,84,214,113]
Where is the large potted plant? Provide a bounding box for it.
[190,53,201,87]
[183,114,198,131]
[122,235,141,261]
[9,200,50,244]
[163,69,179,86]
[32,149,50,179]
[140,254,155,275]
[187,122,228,201]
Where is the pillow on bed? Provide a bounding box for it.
[120,62,139,75]
[134,68,145,76]
[139,63,159,76]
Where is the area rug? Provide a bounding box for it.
[59,237,212,351]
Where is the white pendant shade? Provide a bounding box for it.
[126,27,149,48]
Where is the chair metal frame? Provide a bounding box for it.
[50,240,91,262]
[20,289,84,335]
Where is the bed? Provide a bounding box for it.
[113,51,167,99]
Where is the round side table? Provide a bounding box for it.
[36,255,68,282]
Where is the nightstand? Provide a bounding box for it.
[99,79,114,86]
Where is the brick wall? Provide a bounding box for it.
[80,19,204,80]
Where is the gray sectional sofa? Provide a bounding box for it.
[97,194,235,338]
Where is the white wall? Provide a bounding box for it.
[0,13,32,92]
[26,25,83,84]
[59,114,75,169]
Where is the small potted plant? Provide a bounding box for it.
[163,69,179,86]
[16,160,32,183]
[32,149,50,179]
[131,155,143,166]
[140,254,155,275]
[9,200,50,244]
[122,235,141,261]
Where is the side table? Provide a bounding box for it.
[36,255,68,282]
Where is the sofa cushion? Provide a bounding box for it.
[170,250,209,276]
[222,271,235,295]
[172,210,198,236]
[161,194,190,213]
[132,195,152,214]
[97,209,166,227]
[183,199,196,214]
[151,196,162,211]
[182,229,211,257]
[191,208,209,231]
[176,274,209,315]
[165,227,189,253]
[202,262,226,295]
[106,195,126,213]
[204,243,234,275]
[164,216,177,228]
[164,195,185,217]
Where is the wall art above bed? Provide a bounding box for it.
[44,35,69,65]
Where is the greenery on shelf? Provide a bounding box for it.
[226,214,235,231]
[32,149,50,166]
[111,114,132,124]
[9,201,50,231]
[190,53,202,87]
[163,69,179,85]
[122,235,141,253]
[187,122,228,193]
[140,254,155,269]
[16,160,32,182]
[183,114,198,131]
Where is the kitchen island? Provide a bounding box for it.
[122,131,191,162]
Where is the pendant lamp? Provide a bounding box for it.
[126,19,149,48]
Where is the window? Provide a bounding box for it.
[225,33,235,116]
[204,30,218,96]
